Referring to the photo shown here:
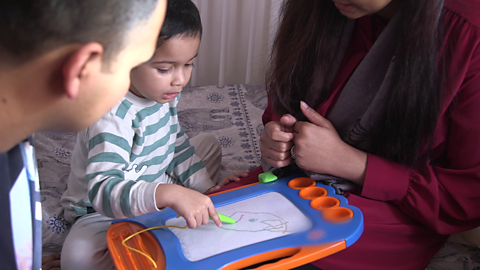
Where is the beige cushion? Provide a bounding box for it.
[448,227,480,248]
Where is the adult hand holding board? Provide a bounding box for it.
[155,184,222,228]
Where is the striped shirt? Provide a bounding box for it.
[61,92,214,223]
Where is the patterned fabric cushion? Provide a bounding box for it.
[34,84,480,269]
[35,132,76,255]
[448,227,480,249]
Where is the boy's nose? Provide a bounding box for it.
[172,73,185,86]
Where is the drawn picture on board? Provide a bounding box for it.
[218,211,289,234]
[165,192,312,262]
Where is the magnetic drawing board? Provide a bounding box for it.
[107,172,364,270]
[166,192,312,261]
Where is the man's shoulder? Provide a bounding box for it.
[0,140,39,269]
[0,144,24,187]
[0,151,18,268]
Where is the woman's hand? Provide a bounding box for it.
[292,101,367,185]
[260,114,296,168]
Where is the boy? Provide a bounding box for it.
[0,0,167,269]
[60,0,247,269]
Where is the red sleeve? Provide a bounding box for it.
[262,83,280,124]
[361,9,480,235]
[262,100,273,126]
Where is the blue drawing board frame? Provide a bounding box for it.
[108,173,364,270]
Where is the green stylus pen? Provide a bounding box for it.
[210,213,236,224]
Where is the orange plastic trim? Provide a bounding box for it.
[299,186,327,200]
[221,241,346,270]
[288,177,316,190]
[310,197,340,210]
[322,207,354,223]
[207,182,259,196]
[107,222,166,270]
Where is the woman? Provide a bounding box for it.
[219,0,480,269]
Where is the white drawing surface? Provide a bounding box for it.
[165,192,312,262]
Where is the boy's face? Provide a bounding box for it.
[129,36,201,103]
[63,0,166,131]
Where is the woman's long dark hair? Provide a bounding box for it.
[266,0,447,167]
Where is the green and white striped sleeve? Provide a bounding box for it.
[85,114,159,219]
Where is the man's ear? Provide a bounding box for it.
[62,42,104,99]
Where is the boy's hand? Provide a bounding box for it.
[42,253,61,270]
[155,184,221,228]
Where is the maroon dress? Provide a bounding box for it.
[214,0,480,269]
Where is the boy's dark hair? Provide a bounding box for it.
[0,0,158,64]
[157,0,202,47]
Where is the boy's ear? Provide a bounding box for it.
[62,42,104,99]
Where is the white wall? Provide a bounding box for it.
[190,0,282,86]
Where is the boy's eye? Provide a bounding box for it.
[156,68,171,74]
[185,63,195,68]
